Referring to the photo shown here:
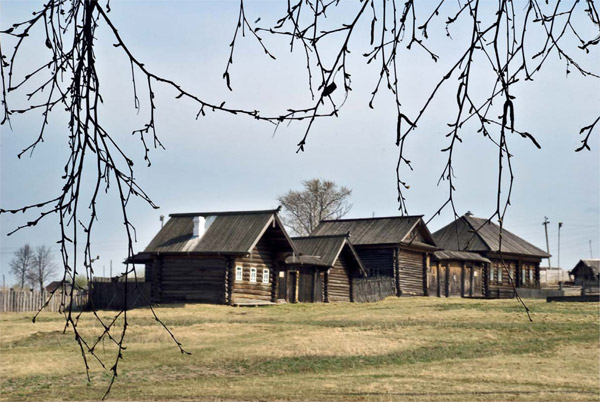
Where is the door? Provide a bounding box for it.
[314,272,323,302]
[298,270,314,302]
[429,264,439,297]
[277,271,287,300]
[462,266,473,297]
[440,265,448,297]
[287,271,298,303]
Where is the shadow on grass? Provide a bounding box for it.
[224,335,595,376]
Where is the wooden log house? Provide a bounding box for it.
[130,209,298,306]
[432,214,550,298]
[285,235,367,303]
[310,216,438,296]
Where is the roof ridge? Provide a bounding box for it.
[170,208,279,217]
[319,215,423,223]
[292,234,349,240]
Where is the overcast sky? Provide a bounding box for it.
[1,1,598,286]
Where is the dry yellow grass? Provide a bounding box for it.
[0,297,598,401]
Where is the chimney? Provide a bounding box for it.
[192,216,206,238]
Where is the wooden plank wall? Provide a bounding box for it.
[159,256,227,304]
[352,277,395,303]
[0,290,87,313]
[397,249,425,296]
[89,282,151,310]
[233,237,275,303]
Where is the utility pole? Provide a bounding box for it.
[110,260,113,278]
[590,240,594,259]
[543,217,551,269]
[558,222,563,269]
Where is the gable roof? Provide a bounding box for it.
[142,209,296,255]
[571,259,600,276]
[432,215,550,258]
[291,235,367,276]
[310,216,437,248]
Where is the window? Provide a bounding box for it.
[262,268,270,284]
[522,268,526,283]
[490,266,496,284]
[529,268,534,282]
[250,267,257,283]
[236,266,243,281]
[369,267,380,277]
[497,267,502,283]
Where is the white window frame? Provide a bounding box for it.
[250,267,257,283]
[529,268,534,282]
[490,267,496,284]
[235,266,243,281]
[497,267,502,283]
[262,268,270,284]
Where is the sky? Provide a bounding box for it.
[1,1,598,286]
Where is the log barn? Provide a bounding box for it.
[432,214,550,298]
[569,259,600,286]
[286,235,367,303]
[131,209,298,306]
[311,216,438,296]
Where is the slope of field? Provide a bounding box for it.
[0,298,598,401]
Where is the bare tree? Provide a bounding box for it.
[278,179,352,236]
[0,0,598,397]
[30,245,56,291]
[9,244,33,289]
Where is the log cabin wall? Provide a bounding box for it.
[232,236,276,304]
[157,256,228,304]
[486,259,517,298]
[145,259,162,304]
[397,249,426,296]
[327,252,356,302]
[355,248,394,278]
[485,255,541,298]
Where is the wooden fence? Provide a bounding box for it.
[0,289,88,313]
[352,277,395,303]
[89,281,151,310]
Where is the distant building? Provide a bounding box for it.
[569,259,600,286]
[538,267,571,284]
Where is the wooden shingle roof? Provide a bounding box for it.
[142,209,295,255]
[291,235,367,275]
[433,215,550,258]
[310,216,436,248]
[572,259,600,276]
[432,250,491,264]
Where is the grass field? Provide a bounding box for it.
[0,297,598,401]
